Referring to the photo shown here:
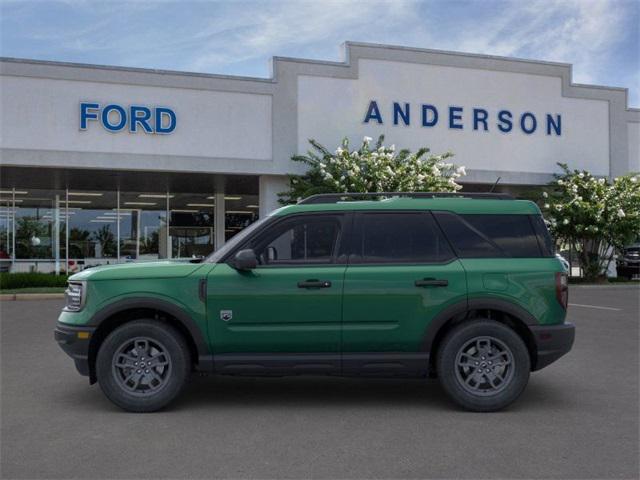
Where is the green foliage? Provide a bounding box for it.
[0,272,69,290]
[279,135,465,204]
[542,163,640,280]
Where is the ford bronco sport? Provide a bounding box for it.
[55,192,575,412]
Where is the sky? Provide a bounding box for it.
[1,0,639,106]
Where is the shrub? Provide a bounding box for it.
[0,273,69,290]
[279,135,465,204]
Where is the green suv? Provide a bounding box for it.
[55,192,575,412]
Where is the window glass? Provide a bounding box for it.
[119,192,168,261]
[356,213,453,263]
[225,194,259,241]
[435,212,542,258]
[169,193,215,259]
[252,216,341,265]
[461,214,541,257]
[530,215,555,257]
[66,190,118,269]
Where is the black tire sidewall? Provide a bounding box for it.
[96,320,190,412]
[437,320,530,412]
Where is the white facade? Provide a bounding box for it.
[0,42,638,272]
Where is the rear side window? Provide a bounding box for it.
[530,215,555,257]
[434,212,543,258]
[353,213,454,264]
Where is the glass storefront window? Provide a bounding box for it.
[119,192,169,261]
[66,190,118,271]
[225,194,259,241]
[0,178,260,272]
[14,189,65,260]
[169,193,215,259]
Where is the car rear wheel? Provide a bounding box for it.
[96,320,190,412]
[437,319,530,412]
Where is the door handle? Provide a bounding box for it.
[297,280,332,289]
[415,278,448,287]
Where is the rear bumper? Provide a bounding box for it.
[530,322,575,371]
[54,323,95,377]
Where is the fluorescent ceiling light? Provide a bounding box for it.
[0,199,23,203]
[226,210,253,214]
[103,211,131,216]
[186,203,215,207]
[60,200,92,204]
[123,202,156,206]
[246,205,260,209]
[68,192,103,197]
[90,219,116,223]
[171,209,199,213]
[138,194,174,198]
[0,190,28,195]
[224,196,242,200]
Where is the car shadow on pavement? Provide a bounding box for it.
[54,373,571,414]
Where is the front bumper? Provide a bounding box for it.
[530,322,575,371]
[54,323,96,377]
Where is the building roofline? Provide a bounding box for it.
[1,40,637,109]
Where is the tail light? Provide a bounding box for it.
[556,272,568,309]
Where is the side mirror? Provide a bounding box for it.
[233,249,258,271]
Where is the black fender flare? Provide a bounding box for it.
[88,297,211,363]
[422,297,539,353]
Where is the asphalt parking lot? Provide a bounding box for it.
[1,286,638,479]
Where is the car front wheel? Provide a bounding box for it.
[437,319,530,412]
[96,320,191,412]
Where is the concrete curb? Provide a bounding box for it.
[0,293,65,301]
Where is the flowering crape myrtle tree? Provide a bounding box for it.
[541,163,640,281]
[279,135,466,204]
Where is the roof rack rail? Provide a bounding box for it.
[297,191,514,205]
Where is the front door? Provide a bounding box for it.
[207,213,348,373]
[341,212,467,374]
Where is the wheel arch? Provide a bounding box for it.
[424,298,539,375]
[87,298,211,384]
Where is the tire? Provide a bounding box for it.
[436,319,530,412]
[96,320,191,412]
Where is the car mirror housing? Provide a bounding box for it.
[233,249,258,271]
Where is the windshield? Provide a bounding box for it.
[205,216,271,263]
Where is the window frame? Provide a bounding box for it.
[347,211,457,266]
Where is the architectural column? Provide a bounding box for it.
[259,175,289,218]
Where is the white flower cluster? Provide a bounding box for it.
[540,165,640,277]
[308,136,465,194]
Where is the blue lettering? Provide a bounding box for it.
[155,107,176,134]
[421,104,438,127]
[473,108,488,131]
[364,101,383,124]
[130,105,153,133]
[497,110,513,133]
[80,102,99,130]
[393,102,410,126]
[520,112,537,134]
[449,106,463,129]
[546,114,561,136]
[101,104,127,132]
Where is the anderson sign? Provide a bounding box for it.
[363,100,562,136]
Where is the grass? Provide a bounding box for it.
[0,287,66,294]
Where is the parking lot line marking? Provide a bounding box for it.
[568,303,621,311]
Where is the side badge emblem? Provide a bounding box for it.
[220,310,233,322]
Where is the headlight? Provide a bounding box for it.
[64,281,86,312]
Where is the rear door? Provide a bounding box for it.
[341,212,467,374]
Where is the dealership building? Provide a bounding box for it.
[0,42,638,273]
